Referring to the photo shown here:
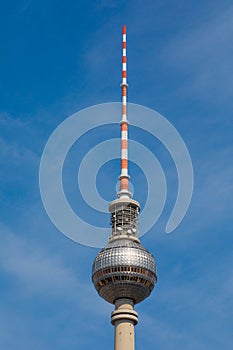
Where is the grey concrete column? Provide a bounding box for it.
[111,298,138,350]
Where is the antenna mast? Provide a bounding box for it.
[118,25,131,199]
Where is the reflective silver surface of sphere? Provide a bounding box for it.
[92,239,157,304]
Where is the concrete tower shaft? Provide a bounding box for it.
[111,299,138,350]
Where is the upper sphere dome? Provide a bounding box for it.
[92,239,157,304]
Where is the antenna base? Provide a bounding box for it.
[117,190,132,199]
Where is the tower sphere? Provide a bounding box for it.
[92,238,157,304]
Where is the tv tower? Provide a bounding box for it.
[92,26,157,350]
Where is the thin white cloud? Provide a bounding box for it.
[161,5,233,102]
[0,223,109,316]
[0,222,112,348]
[136,246,233,349]
[0,224,78,299]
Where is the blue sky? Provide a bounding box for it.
[0,0,232,349]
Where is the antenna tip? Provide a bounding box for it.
[122,25,127,34]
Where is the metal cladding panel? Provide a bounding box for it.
[92,239,157,304]
[92,239,156,274]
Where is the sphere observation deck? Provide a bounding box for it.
[92,238,157,304]
[92,198,157,305]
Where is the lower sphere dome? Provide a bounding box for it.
[92,239,157,304]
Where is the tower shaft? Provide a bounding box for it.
[111,299,138,350]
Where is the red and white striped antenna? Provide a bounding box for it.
[118,25,131,199]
